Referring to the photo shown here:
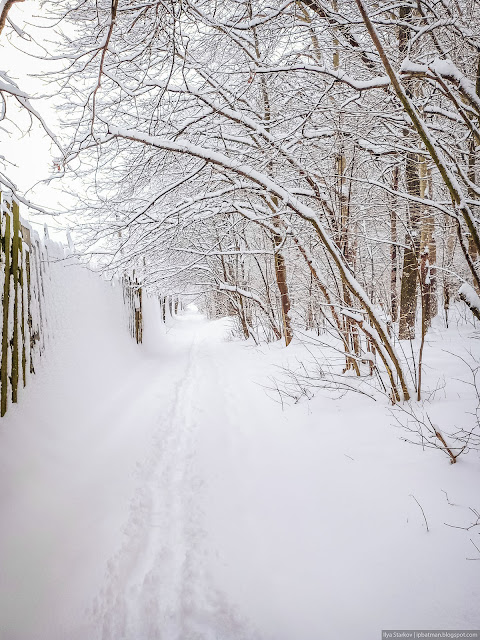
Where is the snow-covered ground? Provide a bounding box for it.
[0,273,479,639]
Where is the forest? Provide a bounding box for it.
[0,1,479,639]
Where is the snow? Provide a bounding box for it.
[400,59,428,74]
[0,257,168,638]
[107,124,408,399]
[254,63,390,92]
[0,262,479,639]
[341,308,364,322]
[459,282,480,313]
[429,58,480,112]
[399,56,480,126]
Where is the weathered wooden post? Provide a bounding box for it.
[1,198,11,416]
[20,224,31,384]
[11,200,21,403]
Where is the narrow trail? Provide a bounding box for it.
[89,316,261,640]
[1,312,264,640]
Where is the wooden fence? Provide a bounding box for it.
[122,285,183,342]
[122,274,143,344]
[0,193,47,417]
[0,195,151,418]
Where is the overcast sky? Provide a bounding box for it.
[1,0,73,241]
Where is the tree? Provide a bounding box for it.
[41,0,480,401]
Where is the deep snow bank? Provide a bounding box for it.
[0,257,168,639]
[192,322,480,639]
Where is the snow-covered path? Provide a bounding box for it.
[93,317,245,640]
[89,315,291,640]
[1,312,479,640]
[0,314,265,640]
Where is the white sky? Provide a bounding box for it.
[1,0,72,241]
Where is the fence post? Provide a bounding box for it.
[25,249,36,373]
[1,203,11,416]
[11,200,21,403]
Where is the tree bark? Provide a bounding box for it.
[420,162,437,328]
[390,166,399,322]
[272,225,293,346]
[399,152,422,339]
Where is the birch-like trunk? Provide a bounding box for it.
[390,166,399,322]
[399,152,421,339]
[419,161,437,328]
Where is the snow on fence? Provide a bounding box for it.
[122,274,143,344]
[0,193,49,417]
[0,194,150,418]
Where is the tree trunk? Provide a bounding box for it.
[420,161,437,328]
[399,152,422,339]
[390,166,399,322]
[443,219,457,327]
[468,136,479,294]
[272,226,293,346]
[336,148,361,370]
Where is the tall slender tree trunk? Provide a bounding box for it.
[399,152,422,339]
[336,148,360,370]
[468,135,479,294]
[272,225,293,346]
[397,6,422,340]
[419,161,437,328]
[443,219,457,327]
[332,11,361,371]
[390,166,399,322]
[468,54,480,294]
[250,5,294,347]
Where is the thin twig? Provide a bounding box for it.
[410,494,429,532]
